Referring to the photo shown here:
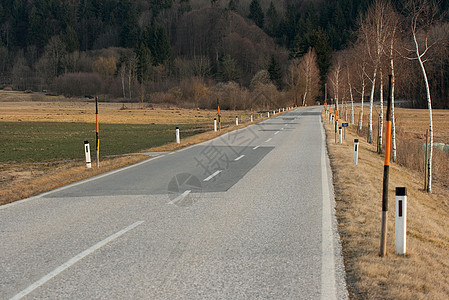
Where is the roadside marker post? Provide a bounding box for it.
[268,112,270,118]
[176,127,180,144]
[214,118,217,132]
[395,187,407,255]
[353,139,359,166]
[84,140,92,168]
[380,75,393,257]
[339,127,342,143]
[236,116,239,126]
[95,96,100,168]
[334,120,338,144]
[217,104,221,131]
[251,108,254,122]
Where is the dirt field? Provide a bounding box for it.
[0,90,253,125]
[324,110,449,299]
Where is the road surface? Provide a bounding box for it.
[0,107,348,299]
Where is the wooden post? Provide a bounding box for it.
[424,129,428,190]
[380,75,393,257]
[95,96,100,168]
[218,105,221,131]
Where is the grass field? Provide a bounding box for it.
[0,122,208,162]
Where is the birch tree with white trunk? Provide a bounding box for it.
[359,0,391,144]
[404,0,439,193]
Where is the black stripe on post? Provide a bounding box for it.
[382,166,390,212]
[396,187,407,196]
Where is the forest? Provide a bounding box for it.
[0,0,448,109]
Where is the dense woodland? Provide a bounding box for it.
[0,0,448,110]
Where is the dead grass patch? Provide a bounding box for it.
[0,155,147,205]
[324,113,449,299]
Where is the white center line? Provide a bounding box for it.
[10,221,144,300]
[274,131,280,135]
[203,170,222,182]
[253,145,260,150]
[234,155,245,161]
[168,190,191,205]
[265,138,272,143]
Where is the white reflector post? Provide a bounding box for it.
[268,112,270,118]
[250,114,253,122]
[339,127,342,143]
[395,187,407,255]
[353,139,359,166]
[214,118,217,132]
[176,127,180,144]
[235,116,239,126]
[84,140,92,168]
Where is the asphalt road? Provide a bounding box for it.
[0,107,348,299]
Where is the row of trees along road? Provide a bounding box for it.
[327,0,449,193]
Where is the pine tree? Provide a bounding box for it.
[249,0,264,28]
[265,1,279,36]
[228,0,237,12]
[268,55,282,89]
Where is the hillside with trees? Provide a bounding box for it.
[0,0,448,109]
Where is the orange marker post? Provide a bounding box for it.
[217,105,221,131]
[380,75,393,257]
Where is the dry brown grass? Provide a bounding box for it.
[0,90,253,125]
[324,113,449,299]
[0,155,147,205]
[350,106,449,189]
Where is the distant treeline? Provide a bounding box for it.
[0,0,448,108]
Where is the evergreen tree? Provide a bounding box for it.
[136,45,152,83]
[248,0,264,28]
[148,24,171,66]
[63,25,79,53]
[268,55,282,89]
[265,1,279,37]
[228,0,237,12]
[218,54,239,82]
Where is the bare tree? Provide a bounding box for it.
[350,42,369,131]
[359,0,391,144]
[298,48,320,106]
[385,5,401,162]
[404,0,439,192]
[127,53,138,99]
[328,54,343,117]
[287,58,300,106]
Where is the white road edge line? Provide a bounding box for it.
[320,123,338,300]
[234,155,245,161]
[10,221,144,300]
[265,138,272,142]
[253,145,260,150]
[274,131,280,135]
[168,190,191,205]
[203,170,222,182]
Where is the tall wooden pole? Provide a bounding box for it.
[380,75,393,257]
[96,96,100,168]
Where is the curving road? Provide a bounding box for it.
[0,107,348,299]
